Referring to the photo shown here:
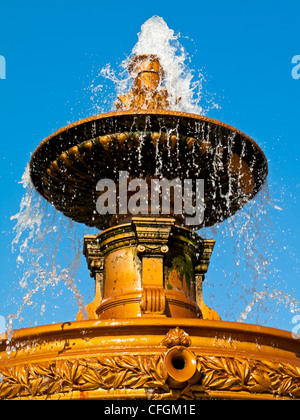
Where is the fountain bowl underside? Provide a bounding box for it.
[29,110,268,230]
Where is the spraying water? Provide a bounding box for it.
[131,16,202,113]
[201,181,300,325]
[8,166,89,334]
[98,16,206,115]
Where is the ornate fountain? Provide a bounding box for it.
[0,51,299,400]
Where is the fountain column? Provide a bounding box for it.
[82,217,216,319]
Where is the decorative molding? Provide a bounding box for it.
[188,355,300,400]
[96,293,142,316]
[161,327,192,348]
[140,287,165,315]
[165,297,200,317]
[83,236,104,279]
[137,244,169,255]
[133,218,175,317]
[1,352,299,400]
[133,217,174,256]
[0,354,168,400]
[194,239,215,274]
[84,225,137,257]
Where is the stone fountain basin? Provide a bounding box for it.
[30,110,268,230]
[0,318,299,400]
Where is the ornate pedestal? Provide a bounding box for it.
[81,217,217,321]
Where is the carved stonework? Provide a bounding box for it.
[81,218,217,320]
[140,286,166,315]
[116,85,170,111]
[161,327,192,348]
[80,237,106,319]
[137,244,169,255]
[133,218,175,317]
[0,354,168,400]
[1,353,300,400]
[194,239,215,274]
[115,54,170,111]
[133,217,174,254]
[83,237,104,279]
[194,239,220,320]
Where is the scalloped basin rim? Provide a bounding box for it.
[28,110,269,229]
[29,109,268,174]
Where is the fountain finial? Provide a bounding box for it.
[115,54,169,110]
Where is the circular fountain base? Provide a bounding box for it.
[0,319,299,400]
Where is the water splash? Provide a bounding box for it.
[8,165,89,334]
[131,16,203,113]
[237,289,300,323]
[94,16,208,115]
[200,181,300,326]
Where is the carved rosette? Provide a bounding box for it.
[161,326,192,348]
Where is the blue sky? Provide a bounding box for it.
[0,0,299,332]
